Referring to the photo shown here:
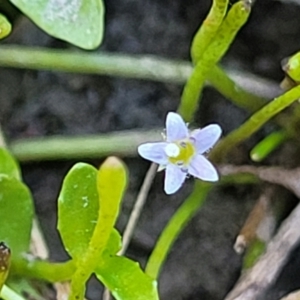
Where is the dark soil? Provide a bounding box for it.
[1,0,300,299]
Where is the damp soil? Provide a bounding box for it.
[1,0,300,299]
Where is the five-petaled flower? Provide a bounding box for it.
[138,112,222,194]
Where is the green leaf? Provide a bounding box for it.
[93,158,159,300]
[68,158,127,300]
[0,148,21,180]
[0,14,12,39]
[104,229,122,256]
[8,0,104,50]
[250,130,287,162]
[57,163,98,260]
[96,256,159,300]
[0,175,34,259]
[283,51,300,82]
[92,156,128,259]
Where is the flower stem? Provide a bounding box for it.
[145,182,211,279]
[206,65,266,112]
[211,85,300,162]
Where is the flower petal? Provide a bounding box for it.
[188,154,219,182]
[138,142,168,165]
[190,124,222,154]
[166,112,188,142]
[164,164,186,194]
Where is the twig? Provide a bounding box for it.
[234,186,274,254]
[219,164,300,198]
[119,163,158,255]
[220,164,300,298]
[280,290,300,300]
[225,200,300,300]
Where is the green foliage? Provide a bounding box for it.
[0,175,33,259]
[2,0,300,299]
[0,148,21,180]
[191,0,228,63]
[8,0,104,49]
[57,161,122,264]
[178,1,251,122]
[96,256,159,300]
[0,14,12,39]
[57,159,158,300]
[250,131,287,162]
[58,163,99,260]
[283,51,300,83]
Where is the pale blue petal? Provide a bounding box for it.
[138,142,168,165]
[188,154,219,182]
[166,112,188,142]
[190,124,222,154]
[164,164,186,194]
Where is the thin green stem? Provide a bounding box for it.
[250,130,288,162]
[210,85,300,163]
[145,182,211,279]
[191,0,228,63]
[0,45,191,84]
[178,1,251,121]
[0,46,278,100]
[11,259,75,283]
[9,130,160,162]
[207,65,266,111]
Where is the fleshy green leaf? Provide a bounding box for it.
[68,158,128,300]
[94,158,159,300]
[104,229,122,256]
[96,256,159,300]
[250,131,287,162]
[92,156,128,259]
[57,163,98,260]
[0,175,34,259]
[283,51,300,82]
[0,148,21,180]
[0,14,12,39]
[8,0,104,49]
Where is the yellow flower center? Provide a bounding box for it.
[165,140,195,167]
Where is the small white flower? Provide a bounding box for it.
[138,112,222,195]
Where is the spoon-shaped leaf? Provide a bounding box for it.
[96,256,159,300]
[57,163,98,260]
[8,0,104,49]
[0,175,33,259]
[0,148,21,180]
